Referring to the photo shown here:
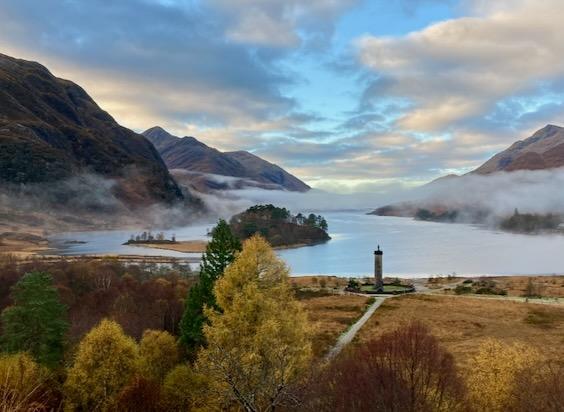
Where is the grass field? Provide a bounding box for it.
[355,294,564,373]
[492,275,564,297]
[426,275,564,297]
[299,293,371,357]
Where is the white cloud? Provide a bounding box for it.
[358,0,564,132]
[212,0,358,47]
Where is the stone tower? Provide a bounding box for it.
[374,245,383,292]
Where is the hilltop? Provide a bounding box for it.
[143,126,310,192]
[473,124,564,174]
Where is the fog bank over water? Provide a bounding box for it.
[198,187,409,217]
[412,168,564,217]
[197,167,564,220]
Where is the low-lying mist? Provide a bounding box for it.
[4,167,564,235]
[414,168,564,217]
[198,168,564,226]
[0,172,206,233]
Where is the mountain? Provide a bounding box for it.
[224,151,310,192]
[144,126,247,177]
[0,53,183,206]
[143,126,310,192]
[472,124,564,174]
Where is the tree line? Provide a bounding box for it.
[243,204,328,232]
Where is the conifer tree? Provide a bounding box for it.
[1,271,68,367]
[179,219,241,354]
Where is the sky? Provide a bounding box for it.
[2,0,564,193]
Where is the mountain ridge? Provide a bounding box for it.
[143,126,310,192]
[472,124,564,174]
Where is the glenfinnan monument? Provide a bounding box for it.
[374,245,383,292]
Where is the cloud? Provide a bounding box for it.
[0,0,347,134]
[358,0,564,132]
[211,0,358,48]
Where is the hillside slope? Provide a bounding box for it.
[143,126,310,192]
[0,53,182,206]
[225,150,309,192]
[473,124,564,174]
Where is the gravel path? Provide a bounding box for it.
[325,296,388,360]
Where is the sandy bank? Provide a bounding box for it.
[128,240,208,253]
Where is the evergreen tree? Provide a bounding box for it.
[319,217,328,231]
[1,271,68,367]
[179,219,241,354]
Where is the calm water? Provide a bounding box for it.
[48,212,564,277]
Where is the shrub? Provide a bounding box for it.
[302,322,466,411]
[454,285,472,295]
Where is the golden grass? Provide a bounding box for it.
[129,240,208,253]
[492,275,564,298]
[356,294,564,373]
[300,294,371,357]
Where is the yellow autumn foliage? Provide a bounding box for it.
[467,338,541,411]
[0,352,49,411]
[138,329,179,382]
[161,364,212,411]
[197,235,312,411]
[64,319,139,411]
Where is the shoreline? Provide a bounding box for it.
[127,240,208,253]
[125,239,328,253]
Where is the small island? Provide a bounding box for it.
[124,231,177,245]
[124,232,208,253]
[229,204,331,248]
